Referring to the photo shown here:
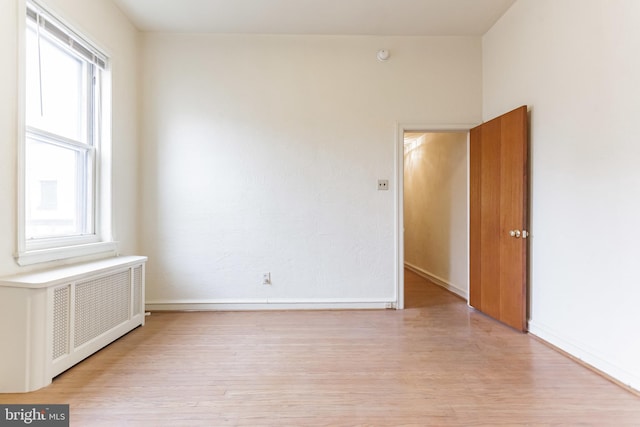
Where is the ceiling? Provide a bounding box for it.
[111,0,515,36]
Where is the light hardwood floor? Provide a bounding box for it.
[2,269,639,426]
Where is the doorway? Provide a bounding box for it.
[395,124,475,309]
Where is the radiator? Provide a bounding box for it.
[0,256,147,393]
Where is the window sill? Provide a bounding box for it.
[15,241,118,266]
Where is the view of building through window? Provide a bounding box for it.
[23,3,103,243]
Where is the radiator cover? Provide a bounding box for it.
[0,256,147,393]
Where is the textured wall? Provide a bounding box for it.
[0,0,18,275]
[140,34,482,306]
[484,0,640,389]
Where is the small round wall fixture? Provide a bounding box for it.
[377,49,390,62]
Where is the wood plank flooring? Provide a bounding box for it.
[1,269,639,426]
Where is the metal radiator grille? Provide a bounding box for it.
[74,270,130,348]
[133,266,142,316]
[53,286,70,360]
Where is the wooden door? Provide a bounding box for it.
[469,106,528,332]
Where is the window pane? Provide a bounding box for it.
[25,23,88,142]
[25,137,90,239]
[39,180,58,210]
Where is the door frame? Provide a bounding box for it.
[395,122,479,309]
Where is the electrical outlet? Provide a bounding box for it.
[262,272,271,285]
[378,179,389,191]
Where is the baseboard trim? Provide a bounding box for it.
[146,299,392,311]
[404,263,468,300]
[528,320,640,393]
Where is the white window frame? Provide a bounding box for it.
[16,0,116,266]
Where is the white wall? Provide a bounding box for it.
[0,0,140,277]
[0,0,19,277]
[484,0,640,390]
[141,34,482,308]
[404,132,468,297]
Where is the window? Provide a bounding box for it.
[18,1,115,265]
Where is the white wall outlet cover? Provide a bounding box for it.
[262,272,271,285]
[378,179,389,190]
